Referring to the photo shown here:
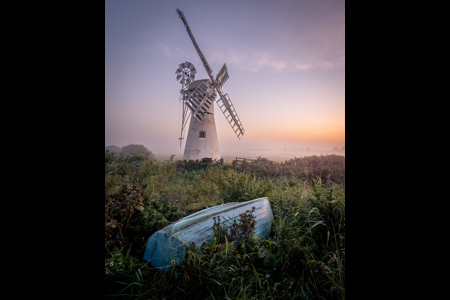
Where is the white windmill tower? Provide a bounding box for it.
[176,8,245,161]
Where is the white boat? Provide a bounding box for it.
[143,197,273,269]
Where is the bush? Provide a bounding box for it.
[121,144,156,160]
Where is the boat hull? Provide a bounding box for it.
[143,197,273,269]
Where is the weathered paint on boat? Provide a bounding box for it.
[143,197,273,269]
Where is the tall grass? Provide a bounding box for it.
[105,153,345,299]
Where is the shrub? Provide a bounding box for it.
[121,144,156,160]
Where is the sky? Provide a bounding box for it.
[105,0,345,158]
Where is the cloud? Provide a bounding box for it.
[157,43,173,58]
[249,49,287,72]
[204,8,345,73]
[292,62,314,71]
[135,46,155,55]
[207,44,343,73]
[206,18,344,74]
[208,46,288,73]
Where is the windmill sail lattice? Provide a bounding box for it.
[215,63,229,88]
[186,81,216,121]
[216,93,244,139]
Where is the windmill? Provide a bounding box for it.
[176,8,245,161]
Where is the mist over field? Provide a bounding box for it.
[105,142,344,163]
[220,146,345,162]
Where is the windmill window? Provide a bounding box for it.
[199,131,206,138]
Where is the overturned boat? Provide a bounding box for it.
[143,197,273,269]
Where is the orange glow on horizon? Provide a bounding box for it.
[237,121,344,144]
[249,131,344,144]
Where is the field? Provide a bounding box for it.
[105,153,345,299]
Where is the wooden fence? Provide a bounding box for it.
[233,157,259,164]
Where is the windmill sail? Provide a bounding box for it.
[215,63,229,88]
[216,93,245,139]
[185,81,216,121]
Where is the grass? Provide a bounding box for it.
[105,152,345,299]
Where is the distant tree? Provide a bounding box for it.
[121,144,155,160]
[332,147,339,152]
[105,145,122,155]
